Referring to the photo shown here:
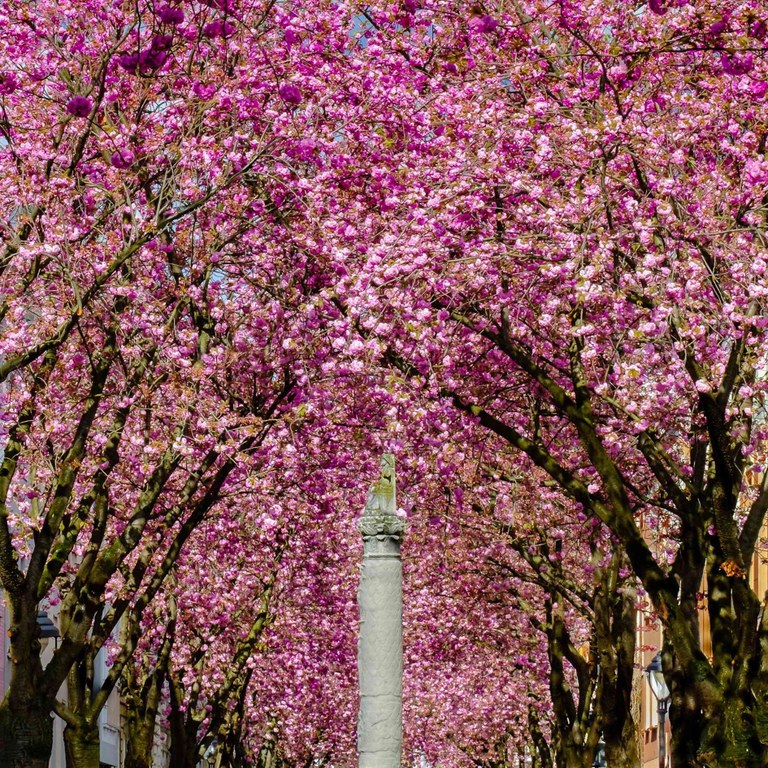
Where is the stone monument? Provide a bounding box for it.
[357,454,405,768]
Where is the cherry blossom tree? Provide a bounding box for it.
[0,0,364,762]
[158,460,360,768]
[323,0,768,764]
[403,482,552,768]
[394,432,639,768]
[472,479,639,768]
[4,0,768,766]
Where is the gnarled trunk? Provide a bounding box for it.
[604,716,641,768]
[121,629,174,768]
[123,718,155,768]
[670,695,765,768]
[0,702,54,768]
[600,577,641,768]
[0,605,56,768]
[527,705,554,768]
[63,720,101,768]
[554,741,595,768]
[168,673,202,768]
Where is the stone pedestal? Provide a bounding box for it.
[358,454,404,768]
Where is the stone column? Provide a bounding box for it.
[358,454,405,768]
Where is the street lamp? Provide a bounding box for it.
[592,740,606,768]
[645,652,671,768]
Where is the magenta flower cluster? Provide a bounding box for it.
[118,34,173,75]
[468,14,497,33]
[65,95,91,117]
[203,20,237,39]
[279,83,302,105]
[157,5,185,25]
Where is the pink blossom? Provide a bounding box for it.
[0,72,18,94]
[110,149,135,169]
[192,81,217,99]
[203,21,237,39]
[745,159,768,185]
[149,34,174,53]
[751,81,768,100]
[65,95,92,117]
[119,35,173,75]
[139,47,169,72]
[644,94,667,113]
[117,52,140,72]
[279,83,302,105]
[721,53,754,76]
[708,17,728,36]
[199,0,236,10]
[468,14,497,33]
[157,5,185,24]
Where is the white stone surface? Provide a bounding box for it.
[358,455,404,768]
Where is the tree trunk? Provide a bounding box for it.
[604,715,641,768]
[0,601,56,768]
[168,708,200,768]
[668,695,766,767]
[168,745,199,768]
[0,701,55,768]
[556,743,595,768]
[123,719,155,768]
[63,720,101,768]
[528,705,554,768]
[257,739,278,768]
[602,581,641,768]
[121,671,165,768]
[120,605,176,768]
[690,698,763,768]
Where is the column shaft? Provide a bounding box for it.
[357,455,404,768]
